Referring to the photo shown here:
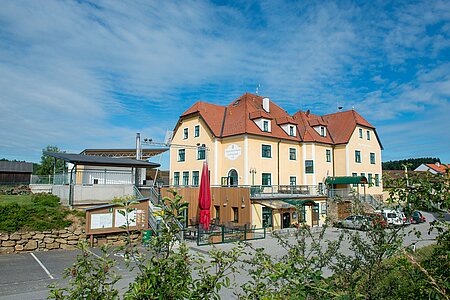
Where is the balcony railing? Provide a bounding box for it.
[31,169,135,186]
[250,185,324,197]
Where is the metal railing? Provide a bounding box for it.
[145,186,184,241]
[328,188,356,198]
[30,175,55,184]
[195,225,266,246]
[250,185,324,197]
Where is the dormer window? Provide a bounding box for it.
[263,120,269,132]
[313,126,326,137]
[320,126,326,137]
[289,125,295,136]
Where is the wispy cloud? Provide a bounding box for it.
[0,0,449,163]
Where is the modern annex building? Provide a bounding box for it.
[169,93,383,229]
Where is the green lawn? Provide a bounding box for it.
[0,194,33,206]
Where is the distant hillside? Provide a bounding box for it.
[382,157,441,170]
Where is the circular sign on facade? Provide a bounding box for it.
[224,144,241,161]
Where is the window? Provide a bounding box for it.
[367,130,370,140]
[321,202,327,215]
[359,128,363,138]
[182,171,189,186]
[232,207,239,222]
[197,148,205,160]
[375,174,380,187]
[174,172,180,186]
[262,173,271,186]
[194,125,200,137]
[305,160,314,174]
[318,182,324,194]
[320,126,325,137]
[361,173,366,187]
[262,144,272,158]
[368,173,373,185]
[355,150,361,163]
[178,149,185,162]
[289,125,295,136]
[370,152,375,164]
[290,176,296,186]
[183,128,188,139]
[263,120,269,132]
[326,149,331,162]
[289,148,296,160]
[352,172,358,187]
[192,171,199,186]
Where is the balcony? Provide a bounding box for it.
[250,185,324,198]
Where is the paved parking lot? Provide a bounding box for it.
[0,211,445,300]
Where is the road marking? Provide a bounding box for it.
[86,249,123,271]
[30,253,55,279]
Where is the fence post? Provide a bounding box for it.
[263,227,266,239]
[197,225,200,246]
[244,224,247,241]
[221,225,225,243]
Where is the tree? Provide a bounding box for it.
[382,157,441,170]
[36,145,65,175]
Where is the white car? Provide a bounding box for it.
[375,209,409,226]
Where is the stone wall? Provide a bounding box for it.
[0,225,143,254]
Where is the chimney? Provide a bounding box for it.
[262,97,270,112]
[436,162,440,167]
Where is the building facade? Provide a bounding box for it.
[169,93,383,228]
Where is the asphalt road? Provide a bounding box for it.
[0,211,445,300]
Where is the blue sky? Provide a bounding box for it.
[1,0,449,169]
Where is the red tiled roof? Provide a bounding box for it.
[179,101,225,136]
[425,163,450,173]
[176,93,380,146]
[321,110,374,144]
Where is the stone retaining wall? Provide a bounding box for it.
[0,225,143,254]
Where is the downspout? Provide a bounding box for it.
[277,139,281,186]
[68,164,76,207]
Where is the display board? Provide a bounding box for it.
[114,209,137,227]
[90,213,113,229]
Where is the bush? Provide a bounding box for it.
[0,194,72,232]
[31,193,60,207]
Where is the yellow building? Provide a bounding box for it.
[170,93,383,229]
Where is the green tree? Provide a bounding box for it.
[36,145,65,175]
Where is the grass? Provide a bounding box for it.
[0,194,33,206]
[0,193,83,233]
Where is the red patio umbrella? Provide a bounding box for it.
[198,161,211,230]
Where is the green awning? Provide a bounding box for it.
[281,199,318,207]
[325,176,367,185]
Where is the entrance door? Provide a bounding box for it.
[228,169,238,186]
[262,207,273,228]
[312,205,319,226]
[282,212,291,229]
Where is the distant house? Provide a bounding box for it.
[0,161,33,185]
[415,163,450,175]
[44,152,160,207]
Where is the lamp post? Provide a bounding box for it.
[156,179,164,205]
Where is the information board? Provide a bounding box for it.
[90,213,113,229]
[114,209,137,228]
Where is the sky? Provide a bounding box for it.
[1,0,449,169]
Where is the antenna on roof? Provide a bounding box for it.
[337,106,343,110]
[255,84,261,95]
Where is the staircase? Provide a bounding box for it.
[137,186,184,241]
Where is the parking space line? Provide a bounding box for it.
[86,249,123,271]
[30,253,55,280]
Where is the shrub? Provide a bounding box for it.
[31,193,60,207]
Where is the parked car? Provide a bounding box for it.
[375,209,409,226]
[336,215,370,230]
[410,211,426,224]
[365,213,388,228]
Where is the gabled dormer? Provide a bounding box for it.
[309,118,328,137]
[276,117,297,137]
[250,110,273,132]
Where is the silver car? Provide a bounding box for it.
[337,215,369,230]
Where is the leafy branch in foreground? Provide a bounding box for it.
[49,243,120,300]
